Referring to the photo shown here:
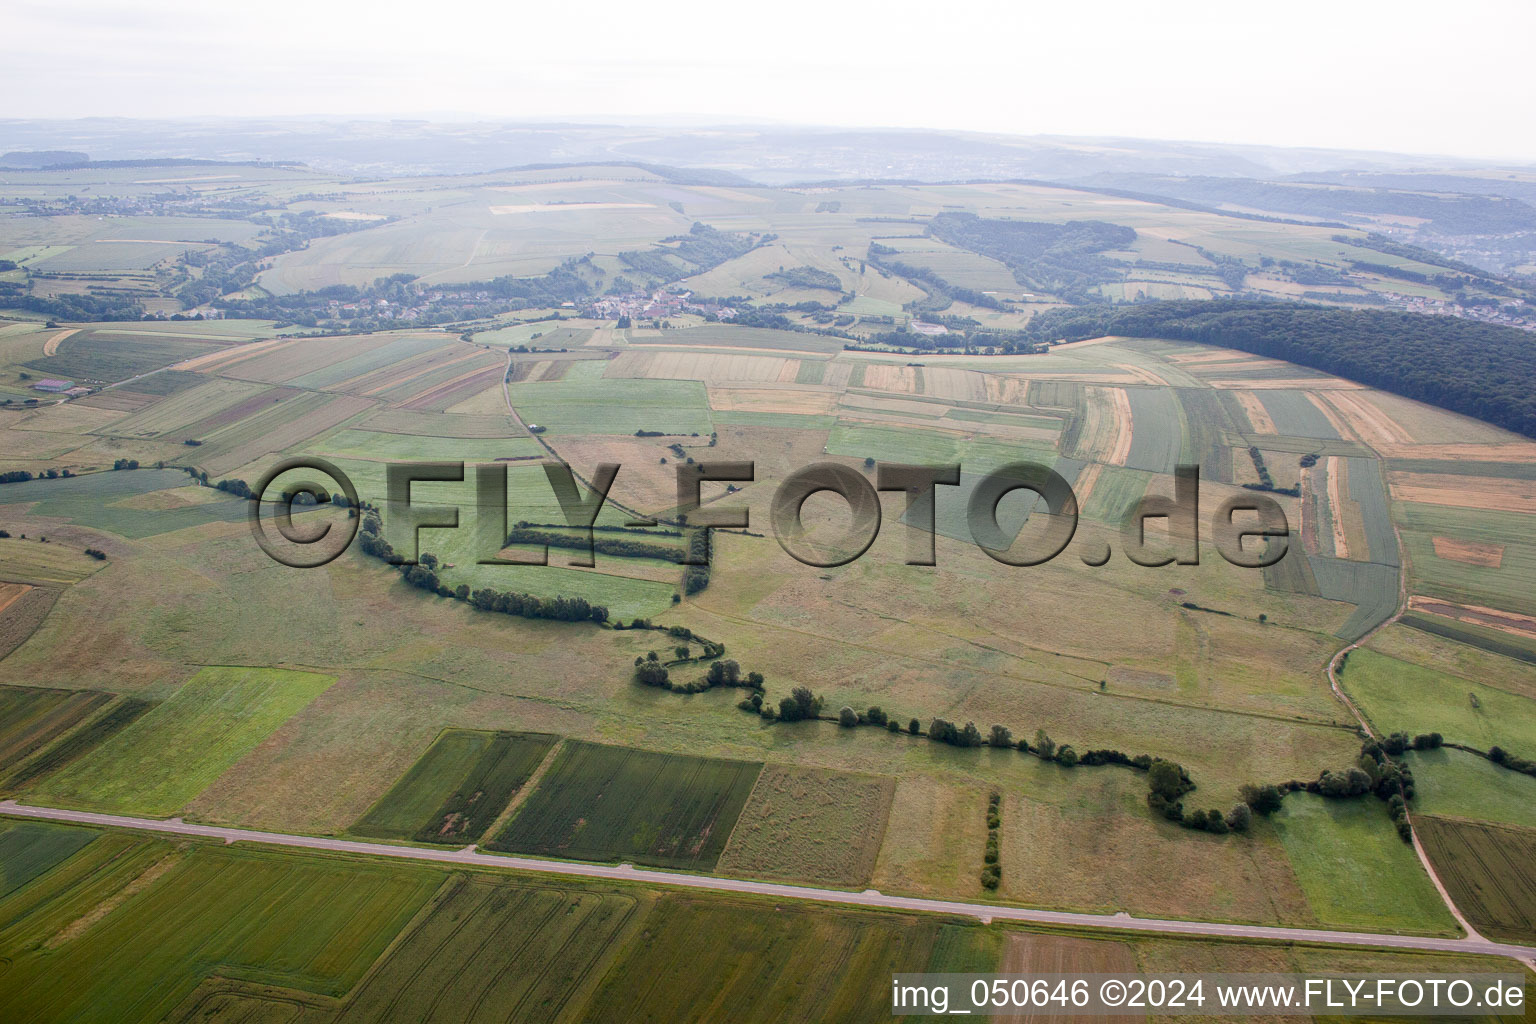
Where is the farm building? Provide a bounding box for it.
[30,378,74,393]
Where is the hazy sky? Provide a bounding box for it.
[7,0,1533,161]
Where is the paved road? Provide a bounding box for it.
[6,800,1536,966]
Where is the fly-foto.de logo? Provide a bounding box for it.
[247,457,1290,573]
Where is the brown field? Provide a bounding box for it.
[171,336,290,373]
[1050,335,1117,349]
[1326,457,1351,559]
[1319,390,1413,446]
[1113,362,1171,387]
[215,335,381,384]
[74,391,155,413]
[1432,537,1505,568]
[400,363,504,412]
[715,765,896,887]
[708,385,837,416]
[983,375,1030,406]
[1107,388,1134,465]
[445,382,512,416]
[607,349,799,384]
[0,586,61,662]
[921,366,990,402]
[201,393,375,475]
[1165,347,1258,364]
[336,345,483,396]
[1388,472,1536,515]
[1210,377,1363,390]
[0,582,32,616]
[1233,391,1276,434]
[1375,442,1536,462]
[176,387,301,439]
[1416,816,1536,943]
[997,933,1140,1024]
[40,328,78,358]
[1406,597,1536,641]
[859,362,920,394]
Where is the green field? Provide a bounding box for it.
[0,685,111,773]
[505,378,713,435]
[1341,648,1536,754]
[24,330,228,384]
[578,893,941,1023]
[489,740,761,870]
[1395,502,1536,618]
[0,821,98,899]
[316,427,542,463]
[313,875,639,1023]
[1416,816,1536,944]
[4,697,155,791]
[27,667,334,816]
[1123,387,1184,474]
[0,469,252,539]
[1269,794,1457,935]
[351,729,558,844]
[1409,747,1536,829]
[716,765,895,887]
[0,842,440,1023]
[1254,390,1340,440]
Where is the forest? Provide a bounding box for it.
[1025,299,1536,437]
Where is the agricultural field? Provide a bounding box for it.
[351,729,558,844]
[1340,648,1536,754]
[505,377,713,435]
[488,740,761,870]
[715,764,895,887]
[1416,817,1536,944]
[7,154,1536,1017]
[0,841,442,1024]
[1410,747,1536,829]
[1268,794,1458,935]
[0,820,98,899]
[26,667,334,816]
[577,892,941,1023]
[0,684,111,773]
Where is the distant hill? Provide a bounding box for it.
[0,150,89,169]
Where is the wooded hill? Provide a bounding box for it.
[1025,300,1536,437]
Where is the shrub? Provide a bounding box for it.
[838,706,858,728]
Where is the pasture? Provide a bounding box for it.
[1340,648,1536,754]
[1269,794,1456,935]
[351,729,557,844]
[488,740,761,870]
[27,666,334,816]
[1409,747,1536,829]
